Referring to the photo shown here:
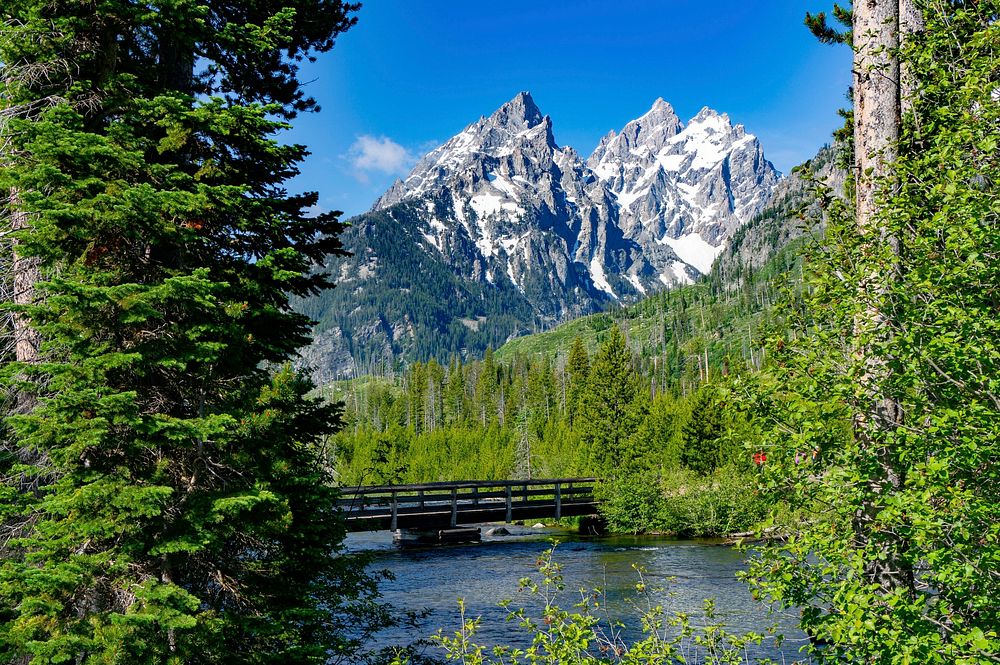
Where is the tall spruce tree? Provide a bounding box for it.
[474,347,499,426]
[565,336,590,425]
[580,326,647,473]
[679,385,726,475]
[0,2,385,663]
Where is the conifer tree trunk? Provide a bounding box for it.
[899,0,923,115]
[852,0,914,596]
[9,190,40,369]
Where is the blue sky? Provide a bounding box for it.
[286,1,852,218]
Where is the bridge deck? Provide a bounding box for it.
[337,478,599,532]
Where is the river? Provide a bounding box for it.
[347,525,810,663]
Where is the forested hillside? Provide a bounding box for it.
[294,200,538,382]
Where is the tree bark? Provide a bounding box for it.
[10,189,41,367]
[899,0,924,117]
[852,0,914,597]
[854,0,900,231]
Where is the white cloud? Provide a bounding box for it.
[347,135,414,181]
[303,204,327,218]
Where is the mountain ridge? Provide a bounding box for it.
[296,92,784,380]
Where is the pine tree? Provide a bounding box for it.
[407,361,427,433]
[679,385,725,475]
[0,2,384,662]
[474,347,499,426]
[513,407,534,480]
[565,336,590,425]
[444,356,467,426]
[580,326,647,473]
[635,393,682,470]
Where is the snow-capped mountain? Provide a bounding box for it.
[374,92,778,297]
[589,99,780,278]
[297,92,780,379]
[374,91,647,309]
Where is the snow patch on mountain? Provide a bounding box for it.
[670,261,694,285]
[660,233,723,275]
[590,256,617,298]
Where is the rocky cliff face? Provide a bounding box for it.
[590,99,780,279]
[712,143,846,287]
[297,92,782,378]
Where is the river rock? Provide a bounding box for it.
[531,523,546,529]
[485,527,510,537]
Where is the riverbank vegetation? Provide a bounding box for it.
[732,3,1000,661]
[326,324,788,538]
[1,0,996,663]
[427,545,788,665]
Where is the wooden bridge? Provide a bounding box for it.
[337,477,599,533]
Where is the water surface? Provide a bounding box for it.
[348,526,809,662]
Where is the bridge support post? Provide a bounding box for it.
[505,486,512,523]
[555,482,562,520]
[450,488,457,527]
[390,492,398,531]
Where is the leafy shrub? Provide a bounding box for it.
[597,469,771,537]
[595,472,668,534]
[389,546,789,665]
[658,468,770,537]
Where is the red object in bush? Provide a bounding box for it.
[753,451,767,466]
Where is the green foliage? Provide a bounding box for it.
[632,392,684,469]
[597,469,770,538]
[594,473,668,535]
[734,4,1000,662]
[805,4,853,45]
[565,336,590,426]
[0,2,390,662]
[680,384,728,475]
[335,424,515,486]
[680,383,752,475]
[579,326,649,472]
[330,327,775,537]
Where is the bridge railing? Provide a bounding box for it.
[336,477,599,530]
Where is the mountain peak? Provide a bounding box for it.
[488,91,544,131]
[646,97,676,117]
[588,98,683,166]
[636,97,683,135]
[691,106,730,125]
